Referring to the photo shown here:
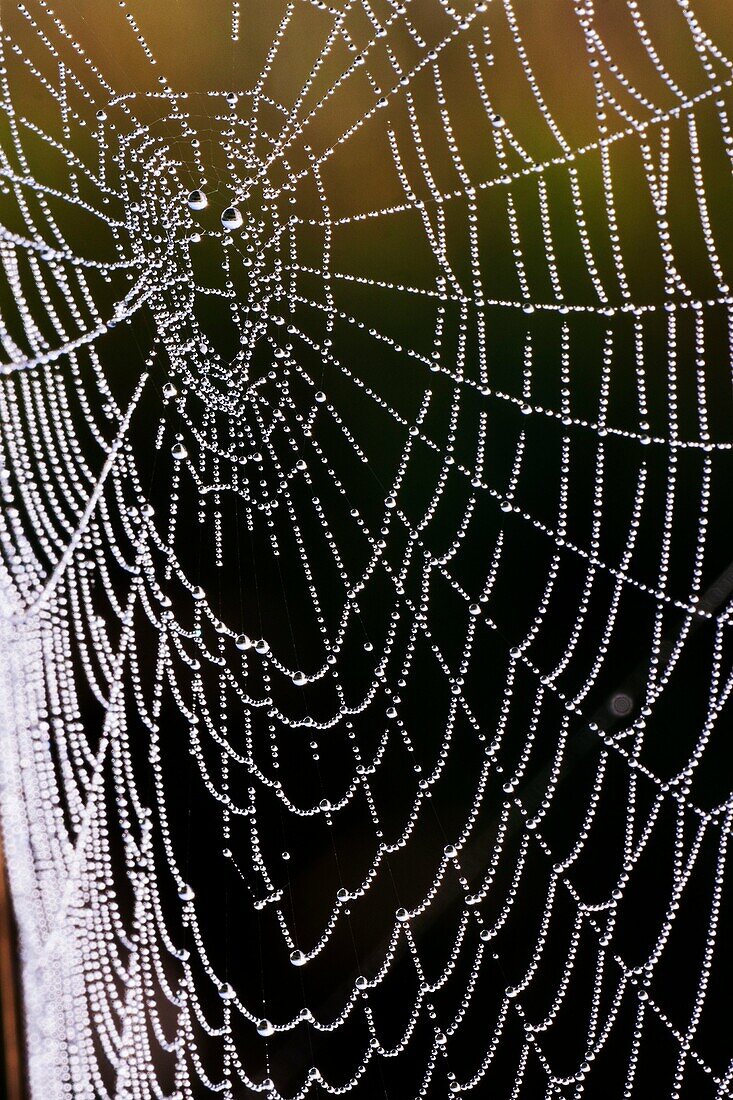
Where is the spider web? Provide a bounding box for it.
[1,1,733,1098]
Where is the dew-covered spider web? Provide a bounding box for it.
[1,0,733,1097]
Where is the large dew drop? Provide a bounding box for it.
[221,206,243,230]
[187,189,207,211]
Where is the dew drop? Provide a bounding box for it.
[221,206,243,230]
[290,949,306,966]
[187,189,208,212]
[256,1018,274,1037]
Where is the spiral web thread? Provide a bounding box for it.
[0,1,733,1098]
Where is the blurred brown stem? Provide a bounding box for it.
[0,833,24,1100]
